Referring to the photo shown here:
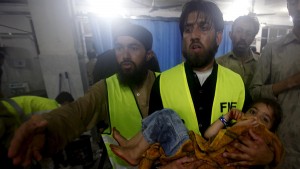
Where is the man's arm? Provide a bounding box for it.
[249,44,276,100]
[8,114,48,167]
[250,43,300,98]
[251,43,298,96]
[8,81,107,166]
[272,72,300,96]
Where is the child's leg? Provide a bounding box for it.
[112,127,128,146]
[110,108,190,165]
[110,132,150,166]
[142,108,190,156]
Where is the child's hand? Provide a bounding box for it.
[224,109,244,121]
[234,117,258,128]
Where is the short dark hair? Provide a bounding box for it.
[55,91,74,105]
[252,98,282,132]
[232,15,260,36]
[179,0,224,36]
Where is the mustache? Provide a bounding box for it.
[120,60,134,65]
[189,39,204,48]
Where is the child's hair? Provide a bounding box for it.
[251,98,282,132]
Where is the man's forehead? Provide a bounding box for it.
[186,11,212,24]
[115,36,142,45]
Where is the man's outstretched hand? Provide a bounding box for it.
[8,114,48,167]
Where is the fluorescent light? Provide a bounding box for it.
[223,0,251,21]
[86,0,128,18]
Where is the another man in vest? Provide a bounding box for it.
[8,23,158,169]
[217,15,260,89]
[148,1,275,168]
[0,92,74,169]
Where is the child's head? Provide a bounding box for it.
[245,98,282,132]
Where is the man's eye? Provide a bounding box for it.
[129,46,138,51]
[184,26,192,33]
[115,47,122,51]
[200,25,210,31]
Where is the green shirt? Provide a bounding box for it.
[216,51,260,89]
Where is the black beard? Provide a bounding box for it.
[117,63,148,87]
[183,42,218,68]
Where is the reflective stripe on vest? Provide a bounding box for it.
[1,96,59,122]
[103,74,143,168]
[1,98,25,120]
[160,63,245,135]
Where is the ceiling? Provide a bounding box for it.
[75,0,290,25]
[0,0,288,16]
[124,0,289,17]
[0,0,292,25]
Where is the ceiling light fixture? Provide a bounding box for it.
[223,0,251,21]
[86,0,128,18]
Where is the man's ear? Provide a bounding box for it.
[216,31,223,45]
[146,50,154,61]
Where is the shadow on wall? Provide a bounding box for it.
[2,47,46,97]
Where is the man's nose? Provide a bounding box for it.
[191,27,201,39]
[241,32,247,40]
[123,48,131,59]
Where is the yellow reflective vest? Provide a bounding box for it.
[0,96,60,148]
[1,96,60,122]
[160,63,245,135]
[102,72,159,168]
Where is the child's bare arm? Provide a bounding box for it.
[204,109,243,139]
[224,109,243,121]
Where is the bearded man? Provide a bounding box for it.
[217,15,260,89]
[8,23,159,169]
[250,0,300,167]
[148,1,275,168]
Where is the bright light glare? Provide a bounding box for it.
[86,0,128,18]
[223,0,251,21]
